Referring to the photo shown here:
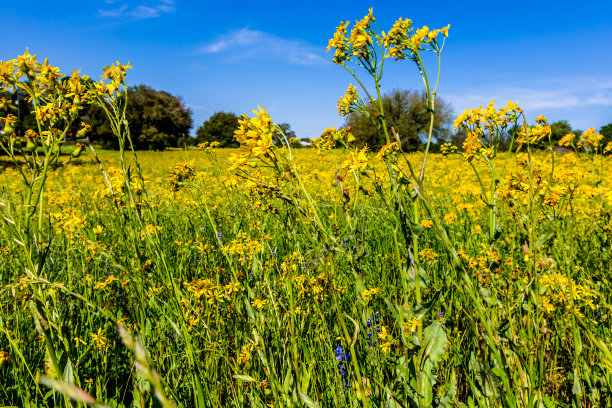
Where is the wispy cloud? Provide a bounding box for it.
[199,28,328,66]
[98,0,175,20]
[447,76,612,112]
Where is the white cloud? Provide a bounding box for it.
[200,28,328,66]
[98,4,128,17]
[447,76,612,112]
[98,0,175,20]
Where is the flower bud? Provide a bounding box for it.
[71,143,85,158]
[3,123,14,135]
[24,139,37,152]
[77,123,91,138]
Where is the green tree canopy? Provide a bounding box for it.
[195,112,240,148]
[86,85,193,150]
[549,120,583,145]
[273,122,297,146]
[600,122,612,145]
[344,89,453,151]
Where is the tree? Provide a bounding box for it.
[195,112,240,148]
[273,122,296,146]
[550,120,572,142]
[86,85,193,150]
[600,122,612,146]
[549,120,573,145]
[344,89,453,151]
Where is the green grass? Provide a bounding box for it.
[1,147,611,407]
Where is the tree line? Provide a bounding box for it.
[2,85,610,151]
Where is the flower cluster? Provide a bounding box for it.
[334,345,351,386]
[383,19,449,60]
[576,128,604,152]
[0,49,131,160]
[515,123,551,148]
[327,9,375,64]
[327,9,450,66]
[440,142,457,156]
[339,146,370,173]
[294,272,332,303]
[366,312,381,346]
[169,161,196,191]
[539,273,597,317]
[311,126,355,154]
[337,84,359,116]
[234,106,276,158]
[184,278,242,305]
[50,208,87,241]
[226,232,269,258]
[454,100,523,159]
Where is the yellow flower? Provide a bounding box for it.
[362,287,380,301]
[403,318,420,333]
[253,298,267,310]
[89,328,107,349]
[558,133,575,147]
[337,84,358,116]
[380,341,392,353]
[228,153,249,170]
[0,351,10,365]
[376,141,400,159]
[348,8,375,60]
[73,337,87,346]
[93,225,103,235]
[377,326,390,341]
[443,213,457,225]
[15,48,37,76]
[462,132,484,161]
[327,21,351,64]
[420,219,433,229]
[577,128,604,150]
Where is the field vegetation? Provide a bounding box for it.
[1,8,612,408]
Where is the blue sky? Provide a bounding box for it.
[2,0,611,139]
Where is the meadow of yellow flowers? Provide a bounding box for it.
[1,8,612,408]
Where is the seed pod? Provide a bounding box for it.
[71,143,85,158]
[24,139,37,152]
[3,123,14,135]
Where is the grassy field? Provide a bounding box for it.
[1,145,611,407]
[2,11,612,407]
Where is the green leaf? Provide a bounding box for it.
[233,374,257,383]
[282,368,294,394]
[384,386,407,408]
[299,391,321,408]
[438,371,457,408]
[404,289,443,321]
[572,368,582,395]
[422,321,447,365]
[62,359,74,385]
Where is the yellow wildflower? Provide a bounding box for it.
[89,328,107,349]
